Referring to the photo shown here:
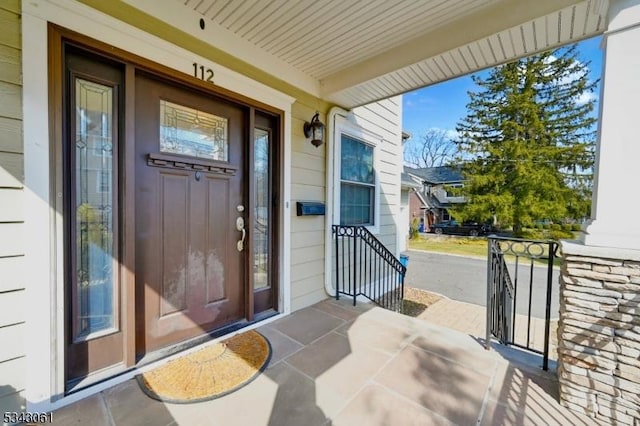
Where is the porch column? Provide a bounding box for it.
[557,1,640,423]
[582,0,640,250]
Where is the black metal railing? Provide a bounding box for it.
[487,244,514,344]
[486,236,559,370]
[332,225,406,312]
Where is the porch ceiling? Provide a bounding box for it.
[127,0,608,108]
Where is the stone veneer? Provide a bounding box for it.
[558,241,640,424]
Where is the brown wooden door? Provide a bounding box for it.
[135,73,246,355]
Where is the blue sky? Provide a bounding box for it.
[402,36,604,141]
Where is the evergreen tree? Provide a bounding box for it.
[453,44,597,233]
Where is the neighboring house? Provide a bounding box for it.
[406,181,429,230]
[399,171,422,251]
[0,1,638,423]
[404,166,465,230]
[398,131,421,252]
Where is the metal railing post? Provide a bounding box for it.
[352,228,357,306]
[334,226,340,300]
[542,241,555,371]
[486,237,493,351]
[526,260,534,349]
[512,256,519,344]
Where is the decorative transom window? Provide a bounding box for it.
[340,135,375,225]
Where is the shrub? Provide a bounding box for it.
[534,223,543,230]
[542,223,551,230]
[549,229,574,241]
[561,224,572,232]
[571,223,582,231]
[551,224,561,231]
[409,218,420,239]
[517,229,545,239]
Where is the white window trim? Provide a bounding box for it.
[332,115,382,235]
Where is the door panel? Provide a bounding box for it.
[159,172,189,316]
[135,73,246,355]
[204,177,230,304]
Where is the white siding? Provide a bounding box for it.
[327,96,404,304]
[399,188,410,252]
[0,256,23,293]
[0,0,25,414]
[290,102,327,311]
[0,290,24,328]
[290,96,403,311]
[350,96,403,252]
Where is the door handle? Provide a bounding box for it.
[236,217,246,252]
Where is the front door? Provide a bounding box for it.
[134,73,247,355]
[56,30,281,387]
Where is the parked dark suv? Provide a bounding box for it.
[430,220,492,237]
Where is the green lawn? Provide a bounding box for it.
[408,235,488,258]
[408,234,561,266]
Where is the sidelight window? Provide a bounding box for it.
[254,128,270,290]
[73,78,117,339]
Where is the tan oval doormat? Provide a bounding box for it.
[136,330,271,403]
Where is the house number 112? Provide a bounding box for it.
[193,63,214,83]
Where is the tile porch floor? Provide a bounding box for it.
[418,298,559,360]
[51,298,601,425]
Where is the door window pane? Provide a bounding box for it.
[254,129,270,289]
[160,100,228,161]
[74,78,116,338]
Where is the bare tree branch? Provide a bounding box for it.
[404,129,457,168]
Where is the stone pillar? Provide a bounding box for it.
[558,242,640,424]
[557,2,640,424]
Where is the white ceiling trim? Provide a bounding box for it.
[122,0,607,109]
[122,0,322,97]
[325,0,607,107]
[319,0,590,95]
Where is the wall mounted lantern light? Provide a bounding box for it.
[304,112,325,148]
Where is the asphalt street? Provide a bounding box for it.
[403,250,560,319]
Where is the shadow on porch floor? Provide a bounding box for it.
[51,298,603,425]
